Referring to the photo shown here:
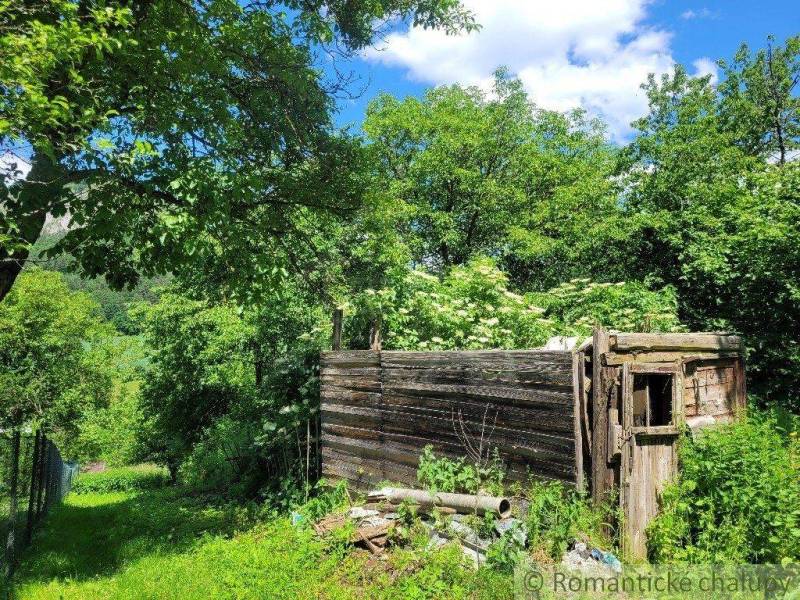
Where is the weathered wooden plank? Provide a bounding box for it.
[381,350,573,365]
[319,375,382,392]
[321,404,575,449]
[320,390,382,405]
[324,442,577,486]
[573,351,584,491]
[382,367,574,389]
[320,367,382,377]
[610,333,742,353]
[381,382,574,407]
[602,351,741,366]
[320,350,380,367]
[321,419,573,456]
[379,392,574,433]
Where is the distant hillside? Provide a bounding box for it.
[29,233,170,334]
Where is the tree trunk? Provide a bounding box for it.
[0,152,65,302]
[167,461,179,485]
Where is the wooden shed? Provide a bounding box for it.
[319,328,746,559]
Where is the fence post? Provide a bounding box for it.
[35,435,47,519]
[42,440,53,514]
[55,448,63,503]
[24,430,42,544]
[4,429,21,580]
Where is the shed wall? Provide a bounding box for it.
[320,349,579,489]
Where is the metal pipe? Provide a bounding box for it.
[369,487,511,518]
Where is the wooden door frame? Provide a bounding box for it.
[620,361,684,559]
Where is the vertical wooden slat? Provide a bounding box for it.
[369,317,382,351]
[620,362,633,557]
[572,351,584,492]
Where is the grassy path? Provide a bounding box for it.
[12,483,508,599]
[12,487,347,599]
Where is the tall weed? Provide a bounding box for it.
[648,409,800,563]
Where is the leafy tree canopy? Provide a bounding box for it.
[0,0,476,303]
[363,69,621,288]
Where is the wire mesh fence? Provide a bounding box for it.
[0,430,77,581]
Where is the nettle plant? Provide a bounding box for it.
[348,258,684,351]
[417,445,505,496]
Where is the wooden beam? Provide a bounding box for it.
[603,350,740,366]
[369,317,382,351]
[331,308,343,351]
[610,333,742,353]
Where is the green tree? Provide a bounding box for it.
[718,35,800,164]
[134,282,329,492]
[0,0,136,300]
[0,270,113,433]
[363,70,620,287]
[1,0,476,303]
[133,292,257,479]
[623,63,800,406]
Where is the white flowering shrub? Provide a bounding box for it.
[347,257,684,351]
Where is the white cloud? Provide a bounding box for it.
[363,0,708,140]
[681,8,715,20]
[0,151,31,185]
[692,57,718,84]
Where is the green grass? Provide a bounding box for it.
[12,469,510,599]
[69,464,171,495]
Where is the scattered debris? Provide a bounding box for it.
[360,516,392,528]
[448,520,491,551]
[461,545,485,567]
[426,531,449,550]
[314,496,622,577]
[313,507,393,554]
[562,541,622,575]
[313,514,347,536]
[349,507,379,520]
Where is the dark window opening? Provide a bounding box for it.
[632,373,674,427]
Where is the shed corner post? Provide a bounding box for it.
[590,327,613,506]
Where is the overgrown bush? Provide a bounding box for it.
[348,258,684,352]
[524,479,609,560]
[71,465,171,494]
[71,381,144,467]
[648,410,800,563]
[179,416,265,498]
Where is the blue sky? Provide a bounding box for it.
[3,1,797,162]
[333,1,800,141]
